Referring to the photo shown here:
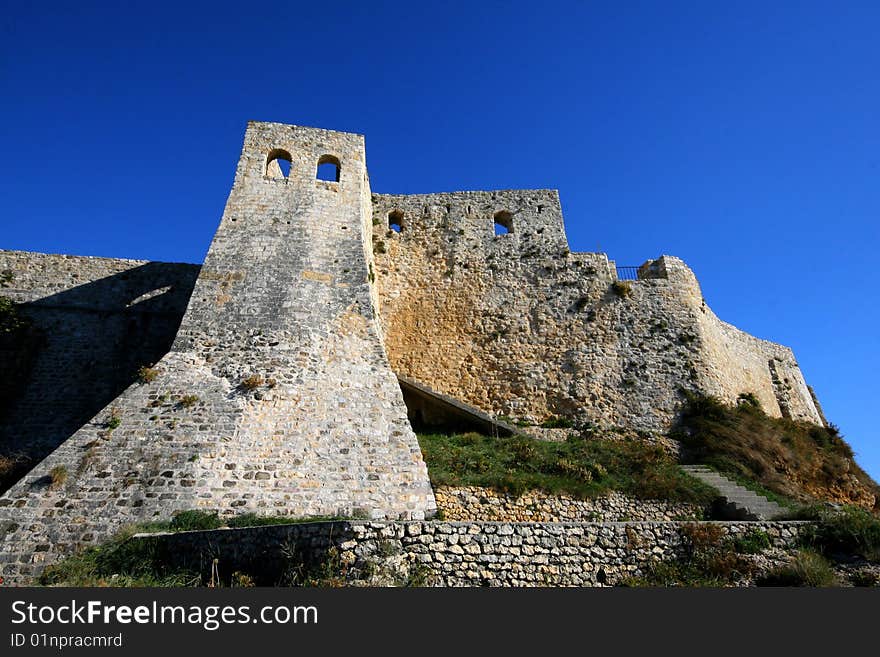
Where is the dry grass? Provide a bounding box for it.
[0,452,32,492]
[674,393,879,510]
[239,375,264,391]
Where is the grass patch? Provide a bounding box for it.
[38,530,201,587]
[226,513,342,528]
[674,392,879,510]
[417,431,715,505]
[104,410,122,431]
[137,510,352,534]
[540,416,574,429]
[49,465,67,489]
[757,550,838,587]
[137,366,159,383]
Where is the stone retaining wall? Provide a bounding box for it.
[132,519,807,587]
[434,487,704,522]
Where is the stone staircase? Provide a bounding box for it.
[680,465,786,520]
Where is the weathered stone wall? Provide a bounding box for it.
[370,191,822,429]
[0,123,435,584]
[434,486,703,522]
[132,519,807,587]
[0,121,825,583]
[0,251,198,478]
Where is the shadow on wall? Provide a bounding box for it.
[0,262,199,493]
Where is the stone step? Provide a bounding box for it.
[679,464,785,520]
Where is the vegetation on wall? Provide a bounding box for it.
[622,523,760,587]
[673,392,880,510]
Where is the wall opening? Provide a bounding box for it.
[316,154,341,182]
[266,149,292,179]
[388,210,404,233]
[494,211,513,236]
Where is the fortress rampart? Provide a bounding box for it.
[370,190,821,430]
[0,121,822,583]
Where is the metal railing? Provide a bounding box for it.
[615,266,640,281]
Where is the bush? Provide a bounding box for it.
[623,524,756,587]
[758,550,838,587]
[801,506,880,562]
[734,529,772,554]
[736,392,762,410]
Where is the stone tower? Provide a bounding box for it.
[0,122,436,582]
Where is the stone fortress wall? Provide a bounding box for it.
[0,251,199,468]
[0,120,823,583]
[0,122,436,583]
[370,191,822,429]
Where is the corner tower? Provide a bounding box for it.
[0,122,436,583]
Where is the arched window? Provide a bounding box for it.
[388,210,404,233]
[266,148,292,179]
[494,210,513,236]
[316,154,341,182]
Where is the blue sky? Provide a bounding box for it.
[1,2,878,479]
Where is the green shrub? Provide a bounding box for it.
[758,550,838,587]
[736,392,762,410]
[105,411,122,430]
[622,523,756,587]
[734,529,772,554]
[801,506,880,562]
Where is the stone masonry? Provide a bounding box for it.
[0,123,436,583]
[370,192,822,430]
[0,121,825,583]
[433,486,703,523]
[134,519,807,587]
